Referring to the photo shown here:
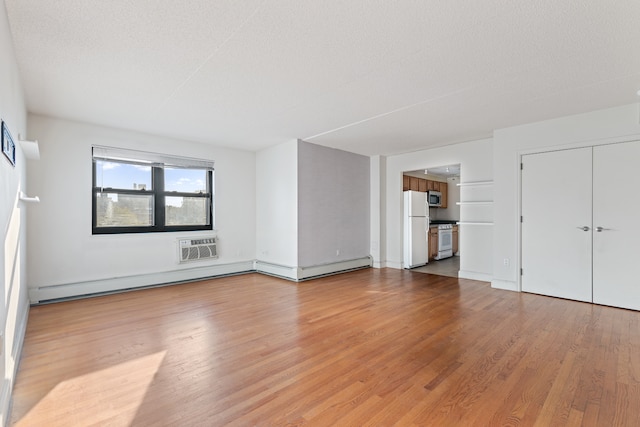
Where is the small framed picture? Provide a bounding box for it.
[2,121,16,167]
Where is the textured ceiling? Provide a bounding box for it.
[5,1,640,156]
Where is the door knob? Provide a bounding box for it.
[577,226,590,231]
[595,226,610,232]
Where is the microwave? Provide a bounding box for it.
[428,191,442,207]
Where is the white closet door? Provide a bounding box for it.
[521,148,593,302]
[593,140,640,310]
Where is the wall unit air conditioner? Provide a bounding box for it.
[178,237,218,263]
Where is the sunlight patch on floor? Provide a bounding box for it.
[13,350,167,427]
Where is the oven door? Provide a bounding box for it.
[435,228,453,260]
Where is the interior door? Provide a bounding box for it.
[521,148,593,302]
[593,140,640,310]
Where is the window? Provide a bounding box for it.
[92,146,214,234]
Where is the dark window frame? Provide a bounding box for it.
[92,160,214,235]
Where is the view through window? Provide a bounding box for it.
[92,147,214,234]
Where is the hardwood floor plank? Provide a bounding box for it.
[10,269,640,426]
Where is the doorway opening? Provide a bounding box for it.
[402,164,461,278]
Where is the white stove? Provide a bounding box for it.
[434,224,453,260]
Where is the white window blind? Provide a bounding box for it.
[92,146,214,170]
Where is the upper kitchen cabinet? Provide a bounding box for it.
[409,177,420,191]
[401,175,448,208]
[439,182,448,208]
[403,175,410,191]
[404,165,458,210]
[403,175,428,192]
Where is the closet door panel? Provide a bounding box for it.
[593,140,640,310]
[521,148,593,302]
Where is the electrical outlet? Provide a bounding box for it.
[503,258,510,267]
[336,249,340,256]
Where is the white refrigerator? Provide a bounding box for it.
[403,190,429,268]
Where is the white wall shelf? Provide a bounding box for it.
[457,180,493,224]
[18,191,40,203]
[18,137,40,160]
[456,180,493,187]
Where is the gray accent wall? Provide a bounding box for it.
[297,140,370,267]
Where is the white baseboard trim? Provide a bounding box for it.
[256,257,372,281]
[372,260,386,269]
[384,261,403,270]
[29,256,375,303]
[491,279,519,292]
[30,257,374,303]
[458,270,492,282]
[29,261,255,304]
[298,257,372,281]
[254,262,300,281]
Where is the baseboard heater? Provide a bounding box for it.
[29,260,255,304]
[29,256,373,303]
[255,256,372,282]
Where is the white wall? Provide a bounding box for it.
[298,140,369,267]
[26,115,256,300]
[492,103,640,291]
[0,0,28,422]
[429,177,461,222]
[440,177,461,221]
[382,138,493,280]
[255,139,298,267]
[370,155,386,268]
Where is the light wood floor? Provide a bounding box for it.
[10,269,640,426]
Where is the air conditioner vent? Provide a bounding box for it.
[178,237,218,263]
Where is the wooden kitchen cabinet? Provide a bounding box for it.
[409,177,420,191]
[402,175,428,193]
[401,177,447,207]
[440,182,448,208]
[452,225,458,254]
[429,226,438,260]
[403,175,410,191]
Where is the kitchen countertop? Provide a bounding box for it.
[430,220,458,225]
